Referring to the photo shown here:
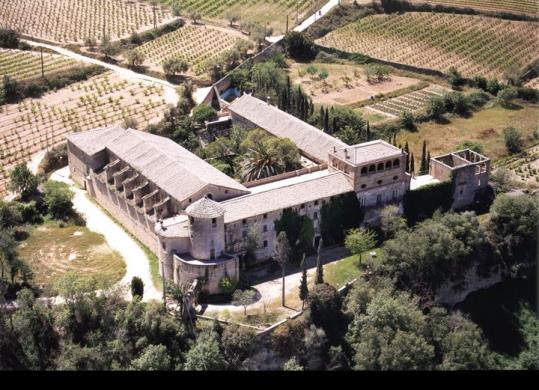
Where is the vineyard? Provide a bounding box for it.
[0,0,174,44]
[160,0,314,32]
[365,85,447,118]
[135,25,245,74]
[316,13,539,80]
[0,72,169,196]
[495,145,539,187]
[410,0,539,17]
[0,49,82,81]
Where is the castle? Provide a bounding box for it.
[67,94,490,296]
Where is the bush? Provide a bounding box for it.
[282,31,317,60]
[473,76,488,90]
[399,111,415,130]
[218,276,237,296]
[43,180,75,220]
[38,144,68,175]
[17,201,43,224]
[503,127,523,154]
[0,28,20,49]
[517,87,539,103]
[468,91,490,108]
[308,283,344,342]
[130,277,144,299]
[191,104,217,126]
[447,67,464,88]
[456,140,484,154]
[497,87,518,107]
[426,96,446,120]
[9,163,38,200]
[486,79,502,95]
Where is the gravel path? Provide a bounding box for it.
[50,167,162,302]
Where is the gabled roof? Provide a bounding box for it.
[68,126,249,203]
[220,172,354,224]
[228,94,348,163]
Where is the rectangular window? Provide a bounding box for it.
[376,194,382,206]
[211,218,216,227]
[263,225,268,232]
[314,212,318,219]
[242,230,247,238]
[314,200,319,206]
[242,219,247,225]
[263,240,268,248]
[263,213,268,219]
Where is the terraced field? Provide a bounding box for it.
[135,25,246,75]
[411,0,539,17]
[0,49,82,81]
[0,0,174,44]
[160,0,314,33]
[365,85,447,118]
[317,13,539,80]
[0,72,169,196]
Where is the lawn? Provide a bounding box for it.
[17,221,126,296]
[324,248,382,289]
[397,102,539,161]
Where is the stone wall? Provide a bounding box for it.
[174,255,239,295]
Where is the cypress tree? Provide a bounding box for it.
[426,151,431,173]
[315,238,324,284]
[410,153,415,175]
[420,140,427,174]
[324,107,330,132]
[319,106,325,128]
[366,121,371,141]
[404,142,410,173]
[393,132,397,146]
[299,253,309,310]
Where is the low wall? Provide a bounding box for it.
[242,164,328,188]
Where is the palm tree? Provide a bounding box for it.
[239,141,283,182]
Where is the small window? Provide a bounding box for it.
[242,230,247,238]
[385,161,392,170]
[393,159,400,168]
[263,240,268,248]
[225,189,229,194]
[189,217,194,224]
[188,198,192,203]
[263,225,268,232]
[314,200,319,206]
[361,184,367,189]
[377,180,382,185]
[377,163,384,171]
[301,204,305,209]
[369,165,376,173]
[207,193,213,200]
[242,219,247,225]
[393,176,398,181]
[263,213,268,219]
[211,218,216,226]
[314,212,318,219]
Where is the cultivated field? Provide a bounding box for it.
[365,85,448,118]
[288,62,422,106]
[160,0,314,33]
[410,0,539,16]
[525,78,539,90]
[496,144,539,188]
[0,72,170,196]
[0,0,174,44]
[0,49,82,81]
[316,13,539,80]
[134,25,246,75]
[18,222,126,296]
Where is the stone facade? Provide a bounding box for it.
[430,149,491,210]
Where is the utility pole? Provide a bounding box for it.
[40,46,44,79]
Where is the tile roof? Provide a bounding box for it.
[186,197,226,218]
[228,94,348,163]
[68,126,250,203]
[332,140,404,166]
[220,172,354,224]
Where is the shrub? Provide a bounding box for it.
[191,104,217,126]
[282,31,317,60]
[503,127,523,154]
[9,163,38,200]
[218,276,237,296]
[486,79,502,95]
[468,91,490,108]
[456,140,484,154]
[130,276,144,299]
[0,28,20,49]
[399,111,415,130]
[43,180,74,220]
[426,96,446,120]
[447,67,464,88]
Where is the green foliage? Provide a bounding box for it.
[130,277,144,299]
[403,180,453,225]
[486,79,502,95]
[191,104,217,126]
[380,205,407,240]
[162,57,189,76]
[344,228,377,265]
[308,283,343,343]
[221,324,255,369]
[43,181,75,220]
[231,289,256,316]
[299,254,309,307]
[0,200,22,229]
[131,344,172,370]
[0,28,20,49]
[503,126,523,154]
[125,49,146,67]
[184,331,226,371]
[399,110,415,131]
[283,31,317,60]
[9,163,38,200]
[218,276,237,296]
[456,140,484,154]
[320,193,364,246]
[380,211,490,295]
[283,356,304,371]
[497,87,518,107]
[487,194,539,269]
[425,95,445,120]
[274,209,314,262]
[447,66,464,88]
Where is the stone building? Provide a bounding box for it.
[66,95,488,296]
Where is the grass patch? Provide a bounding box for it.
[17,221,126,296]
[84,194,163,292]
[324,248,382,289]
[397,102,539,161]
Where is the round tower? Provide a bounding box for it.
[185,197,226,260]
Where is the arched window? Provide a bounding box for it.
[207,193,213,200]
[393,159,400,168]
[385,161,392,170]
[361,167,368,176]
[369,165,376,173]
[377,162,384,171]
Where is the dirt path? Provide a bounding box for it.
[22,39,179,106]
[50,167,161,302]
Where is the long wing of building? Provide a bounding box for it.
[228,94,348,163]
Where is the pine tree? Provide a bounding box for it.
[299,253,309,310]
[315,238,324,284]
[410,153,415,175]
